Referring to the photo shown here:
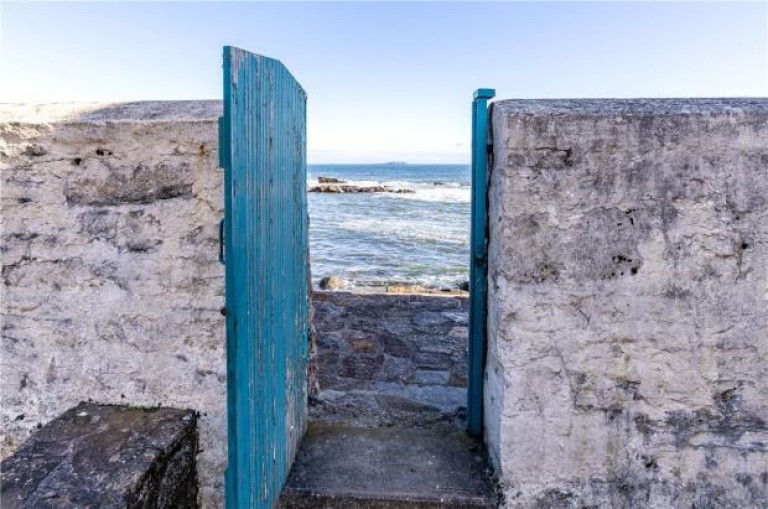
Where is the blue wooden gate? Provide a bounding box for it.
[219,46,309,509]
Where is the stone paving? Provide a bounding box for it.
[280,422,497,508]
[310,290,469,428]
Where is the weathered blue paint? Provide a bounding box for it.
[220,46,309,509]
[218,218,225,265]
[467,88,495,437]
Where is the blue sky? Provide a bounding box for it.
[1,1,766,163]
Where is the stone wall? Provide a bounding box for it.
[1,102,225,507]
[10,98,767,509]
[1,105,472,508]
[486,99,768,507]
[310,290,469,428]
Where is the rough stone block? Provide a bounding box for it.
[64,160,194,206]
[1,403,198,508]
[414,369,451,385]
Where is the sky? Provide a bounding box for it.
[1,1,766,163]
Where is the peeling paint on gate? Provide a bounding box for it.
[220,46,309,509]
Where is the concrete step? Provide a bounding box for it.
[280,422,498,508]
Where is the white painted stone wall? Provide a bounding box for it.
[486,99,768,507]
[6,99,768,508]
[1,102,226,507]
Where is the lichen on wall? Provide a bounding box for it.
[1,101,226,508]
[486,99,768,508]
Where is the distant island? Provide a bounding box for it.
[383,161,407,166]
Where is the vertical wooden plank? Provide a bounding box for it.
[221,46,309,509]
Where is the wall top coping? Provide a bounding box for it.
[493,98,768,116]
[6,98,767,126]
[0,100,222,125]
[5,98,767,128]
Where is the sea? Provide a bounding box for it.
[308,164,471,290]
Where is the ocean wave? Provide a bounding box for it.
[308,178,383,187]
[322,216,469,246]
[392,187,470,203]
[307,178,468,187]
[307,179,470,203]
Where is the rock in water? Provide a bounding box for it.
[318,176,346,184]
[319,276,352,290]
[309,183,415,194]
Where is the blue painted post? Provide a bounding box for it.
[467,88,495,437]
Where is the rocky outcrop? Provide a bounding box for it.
[317,277,468,295]
[309,183,414,194]
[317,176,345,184]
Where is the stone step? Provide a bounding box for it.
[1,403,197,508]
[280,422,498,508]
